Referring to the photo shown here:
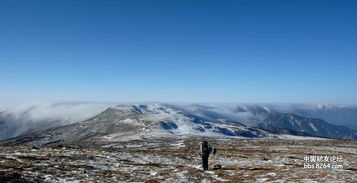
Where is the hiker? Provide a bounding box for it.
[199,140,216,171]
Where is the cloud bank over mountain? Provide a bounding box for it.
[0,101,114,140]
[0,101,114,123]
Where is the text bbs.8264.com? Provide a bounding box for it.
[303,155,343,169]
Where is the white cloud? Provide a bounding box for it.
[0,101,115,123]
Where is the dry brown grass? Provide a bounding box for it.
[0,139,356,182]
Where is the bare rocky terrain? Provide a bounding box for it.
[0,138,356,183]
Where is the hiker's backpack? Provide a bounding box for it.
[201,141,212,155]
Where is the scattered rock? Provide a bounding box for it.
[212,164,222,170]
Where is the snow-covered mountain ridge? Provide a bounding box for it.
[1,103,356,147]
[1,103,281,146]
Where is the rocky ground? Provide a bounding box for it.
[0,138,356,183]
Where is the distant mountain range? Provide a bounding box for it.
[263,104,357,130]
[175,103,357,130]
[173,104,357,139]
[0,103,356,146]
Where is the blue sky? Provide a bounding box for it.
[0,0,356,104]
